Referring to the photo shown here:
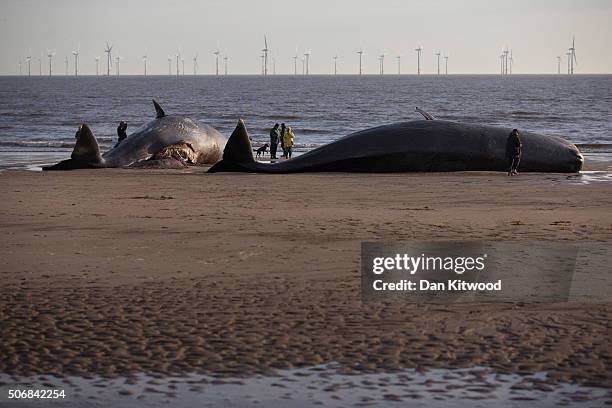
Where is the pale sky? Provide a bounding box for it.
[1,0,611,75]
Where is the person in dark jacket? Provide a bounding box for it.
[280,123,287,158]
[269,123,280,159]
[115,121,128,147]
[506,129,522,176]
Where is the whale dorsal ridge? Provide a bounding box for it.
[153,99,166,118]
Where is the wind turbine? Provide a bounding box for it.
[224,55,228,75]
[64,56,68,75]
[262,35,269,75]
[503,47,510,75]
[193,53,199,75]
[213,48,220,75]
[556,56,561,74]
[444,54,449,75]
[500,49,505,76]
[397,55,401,75]
[104,43,113,76]
[333,54,338,75]
[142,53,148,76]
[415,45,423,75]
[568,36,577,75]
[272,53,277,75]
[19,60,22,75]
[181,57,185,76]
[115,56,123,76]
[260,53,265,74]
[565,51,571,74]
[435,51,441,75]
[38,55,42,76]
[293,48,298,75]
[378,54,385,75]
[25,55,31,76]
[304,51,311,75]
[72,44,80,76]
[175,50,180,76]
[47,50,56,76]
[509,50,514,75]
[357,48,364,75]
[95,56,100,76]
[167,55,172,75]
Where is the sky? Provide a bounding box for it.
[1,0,611,75]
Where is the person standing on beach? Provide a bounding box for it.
[280,123,287,158]
[115,121,127,147]
[284,126,295,158]
[269,123,280,159]
[506,128,522,176]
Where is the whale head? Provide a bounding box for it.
[520,133,584,173]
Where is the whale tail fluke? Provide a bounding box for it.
[71,124,102,163]
[208,119,256,173]
[43,124,103,170]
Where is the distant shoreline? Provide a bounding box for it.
[2,73,612,77]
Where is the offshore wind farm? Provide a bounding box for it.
[9,34,588,77]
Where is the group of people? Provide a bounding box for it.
[269,123,295,159]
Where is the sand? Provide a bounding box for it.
[1,165,611,390]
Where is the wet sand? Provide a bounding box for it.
[2,366,611,407]
[1,166,611,393]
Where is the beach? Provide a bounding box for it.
[1,163,611,402]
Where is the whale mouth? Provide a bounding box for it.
[572,152,584,172]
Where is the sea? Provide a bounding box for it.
[0,74,611,170]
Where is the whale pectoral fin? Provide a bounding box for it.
[415,107,436,120]
[208,119,255,172]
[153,99,166,118]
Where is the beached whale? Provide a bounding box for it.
[209,118,583,174]
[43,100,227,170]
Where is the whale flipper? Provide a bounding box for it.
[153,99,166,118]
[208,119,255,172]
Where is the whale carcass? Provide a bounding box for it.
[43,100,227,170]
[209,118,583,174]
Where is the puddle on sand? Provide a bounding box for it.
[460,171,612,185]
[530,171,612,185]
[1,365,610,407]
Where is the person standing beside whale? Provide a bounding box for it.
[269,123,280,159]
[283,126,295,158]
[506,128,522,176]
[280,123,287,158]
[115,121,128,147]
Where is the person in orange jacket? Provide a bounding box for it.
[283,126,295,158]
